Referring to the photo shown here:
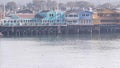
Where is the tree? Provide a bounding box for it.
[76,1,95,9]
[59,3,66,11]
[66,1,95,10]
[6,1,17,11]
[32,0,47,11]
[0,4,4,12]
[97,3,115,9]
[46,0,57,10]
[26,3,34,10]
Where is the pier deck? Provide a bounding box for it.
[0,25,120,36]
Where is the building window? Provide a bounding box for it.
[73,20,77,22]
[10,21,13,23]
[14,20,16,23]
[25,20,27,22]
[50,14,54,17]
[21,20,23,22]
[4,21,6,23]
[74,15,78,17]
[82,14,86,16]
[57,20,60,22]
[82,14,90,16]
[65,15,68,17]
[86,14,89,16]
[69,15,73,17]
[51,20,54,22]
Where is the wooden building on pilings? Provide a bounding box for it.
[93,9,120,32]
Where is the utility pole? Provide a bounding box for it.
[57,0,59,11]
[3,0,6,19]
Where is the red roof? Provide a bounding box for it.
[16,14,36,18]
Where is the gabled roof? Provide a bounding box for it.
[35,14,45,19]
[65,10,80,14]
[80,11,93,14]
[40,10,50,13]
[8,14,36,19]
[97,9,116,13]
[17,9,33,14]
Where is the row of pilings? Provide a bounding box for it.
[0,25,120,37]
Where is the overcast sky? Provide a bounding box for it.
[0,0,120,5]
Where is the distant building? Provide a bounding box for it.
[16,9,35,19]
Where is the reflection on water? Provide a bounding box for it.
[1,33,120,68]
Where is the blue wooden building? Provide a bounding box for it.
[79,11,93,25]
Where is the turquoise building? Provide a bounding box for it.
[35,10,65,25]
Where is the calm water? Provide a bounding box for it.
[1,33,120,68]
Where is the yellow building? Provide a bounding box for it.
[93,9,120,25]
[93,12,101,25]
